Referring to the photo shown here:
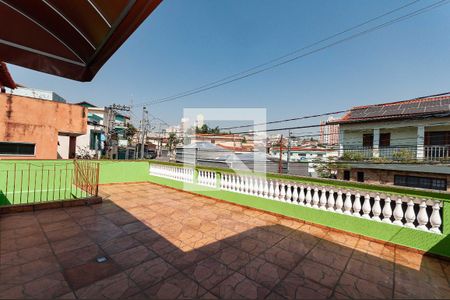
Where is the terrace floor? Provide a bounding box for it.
[1,182,450,299]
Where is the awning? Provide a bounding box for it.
[0,0,162,82]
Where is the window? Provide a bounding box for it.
[357,171,364,182]
[0,142,35,155]
[379,133,391,147]
[425,131,450,145]
[363,134,373,147]
[343,170,350,181]
[394,175,447,191]
[89,130,101,150]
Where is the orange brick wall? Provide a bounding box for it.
[0,93,87,159]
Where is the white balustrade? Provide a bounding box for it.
[150,164,444,234]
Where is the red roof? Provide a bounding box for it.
[331,93,450,124]
[0,62,16,89]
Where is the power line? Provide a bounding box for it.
[221,91,450,132]
[134,0,448,107]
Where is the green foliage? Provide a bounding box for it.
[195,124,221,134]
[341,151,365,161]
[167,133,180,152]
[392,149,416,162]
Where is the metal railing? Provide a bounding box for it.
[0,160,99,206]
[425,145,450,161]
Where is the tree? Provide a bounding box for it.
[195,124,221,134]
[125,123,138,143]
[167,133,179,152]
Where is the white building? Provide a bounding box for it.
[9,87,66,102]
[331,94,450,191]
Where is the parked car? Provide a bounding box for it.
[145,149,157,159]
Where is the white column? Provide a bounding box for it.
[373,128,380,158]
[417,125,425,160]
[338,128,345,157]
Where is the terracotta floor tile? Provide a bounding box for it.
[344,258,394,288]
[276,236,318,256]
[238,257,288,290]
[0,256,60,285]
[306,245,351,271]
[121,221,150,235]
[394,264,450,299]
[36,209,71,224]
[110,245,158,269]
[0,224,43,240]
[46,225,83,242]
[100,235,141,256]
[0,243,53,270]
[183,257,235,290]
[210,272,270,299]
[0,271,71,299]
[126,257,178,289]
[163,246,208,270]
[63,259,121,290]
[212,246,254,271]
[144,272,208,299]
[335,273,392,299]
[75,272,140,299]
[50,233,94,255]
[292,258,341,288]
[259,245,305,270]
[1,233,48,254]
[273,272,333,299]
[227,236,269,256]
[56,244,105,269]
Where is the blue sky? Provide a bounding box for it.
[7,0,450,130]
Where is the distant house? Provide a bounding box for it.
[330,93,450,191]
[73,102,130,159]
[0,93,86,159]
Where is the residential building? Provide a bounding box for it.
[319,116,339,145]
[73,102,131,159]
[0,93,86,159]
[190,134,253,152]
[331,93,450,191]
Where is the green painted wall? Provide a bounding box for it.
[0,160,87,205]
[97,161,151,184]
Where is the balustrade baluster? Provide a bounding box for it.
[263,180,269,198]
[404,199,416,228]
[269,181,274,199]
[319,188,327,210]
[382,197,392,223]
[299,186,305,205]
[393,198,404,226]
[430,201,442,233]
[280,183,286,201]
[335,190,343,213]
[352,193,361,217]
[286,184,292,202]
[312,187,319,208]
[327,190,335,212]
[362,194,371,219]
[292,184,299,204]
[372,195,381,221]
[249,177,254,194]
[274,181,280,200]
[417,199,429,231]
[305,187,312,206]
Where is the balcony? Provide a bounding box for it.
[1,160,450,298]
[342,145,450,162]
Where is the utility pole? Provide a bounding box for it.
[140,106,148,159]
[278,135,283,174]
[105,104,130,159]
[286,130,292,174]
